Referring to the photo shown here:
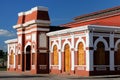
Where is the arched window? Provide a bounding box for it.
[53,45,58,65]
[78,42,85,65]
[94,42,105,65]
[115,43,120,65]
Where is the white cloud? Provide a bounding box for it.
[0,29,15,37]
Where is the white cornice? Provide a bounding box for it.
[88,25,120,32]
[47,25,88,36]
[18,6,48,16]
[17,28,50,35]
[13,20,51,29]
[18,12,25,16]
[47,25,120,36]
[5,38,18,44]
[13,24,23,29]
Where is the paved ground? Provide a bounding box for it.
[1,71,120,80]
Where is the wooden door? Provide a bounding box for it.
[64,44,70,72]
[78,42,85,65]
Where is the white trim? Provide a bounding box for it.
[75,37,86,51]
[110,51,115,71]
[18,6,48,16]
[58,37,62,70]
[71,34,74,70]
[94,36,109,50]
[18,12,25,16]
[13,24,23,29]
[5,38,17,44]
[115,39,120,51]
[13,20,50,29]
[24,41,31,54]
[86,50,90,71]
[47,25,88,36]
[71,51,74,70]
[61,39,72,52]
[51,41,59,53]
[58,51,61,70]
[17,28,50,35]
[47,25,120,36]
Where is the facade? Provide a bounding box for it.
[47,25,120,76]
[5,6,120,76]
[5,6,50,74]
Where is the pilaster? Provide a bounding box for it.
[71,33,75,71]
[109,33,115,71]
[86,31,94,71]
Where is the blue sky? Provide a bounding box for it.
[0,0,120,51]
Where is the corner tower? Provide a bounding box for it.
[13,6,50,74]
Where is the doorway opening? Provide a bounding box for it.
[26,45,31,71]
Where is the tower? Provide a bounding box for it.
[13,6,50,74]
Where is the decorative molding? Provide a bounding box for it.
[75,37,86,51]
[24,41,31,54]
[5,38,17,44]
[115,39,120,51]
[47,25,120,37]
[51,41,59,53]
[94,36,109,50]
[61,39,72,52]
[47,25,88,36]
[18,6,48,16]
[17,27,50,35]
[13,20,50,29]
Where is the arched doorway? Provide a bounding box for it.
[53,45,58,65]
[94,42,105,65]
[115,43,120,65]
[64,44,71,72]
[78,42,85,65]
[26,45,31,70]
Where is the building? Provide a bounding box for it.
[5,6,120,76]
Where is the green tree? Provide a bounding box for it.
[0,50,7,67]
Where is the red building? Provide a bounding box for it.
[5,6,120,76]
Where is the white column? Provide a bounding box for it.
[71,51,74,70]
[86,50,94,71]
[59,51,61,70]
[71,34,74,71]
[110,33,114,70]
[86,31,94,71]
[49,38,51,69]
[110,51,114,70]
[7,45,10,68]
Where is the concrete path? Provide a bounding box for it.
[0,71,120,80]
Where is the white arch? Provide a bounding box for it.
[115,39,120,51]
[24,41,31,54]
[61,39,72,52]
[75,37,86,51]
[51,41,59,53]
[94,36,109,50]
